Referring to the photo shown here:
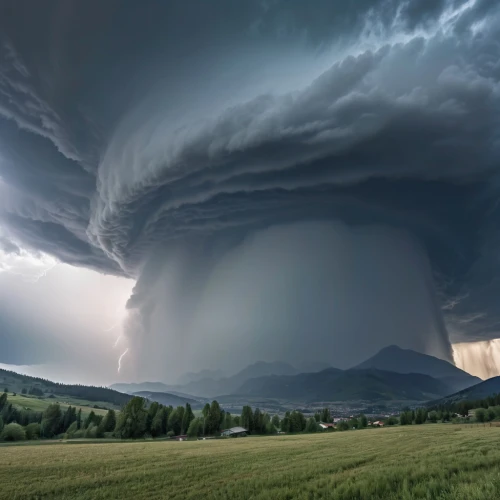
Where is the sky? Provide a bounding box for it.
[0,0,500,384]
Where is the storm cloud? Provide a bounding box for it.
[0,0,499,380]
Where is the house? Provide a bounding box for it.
[319,423,336,430]
[372,421,384,427]
[220,426,248,437]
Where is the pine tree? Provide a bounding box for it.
[241,406,253,432]
[202,403,210,419]
[151,408,164,437]
[62,406,76,432]
[84,411,96,430]
[76,409,82,430]
[114,397,148,439]
[182,403,195,434]
[102,409,117,432]
[146,402,159,433]
[289,411,306,433]
[41,404,62,438]
[207,401,222,435]
[168,407,183,436]
[281,416,290,433]
[271,414,280,430]
[0,393,7,412]
[253,408,263,434]
[223,412,233,430]
[187,418,201,438]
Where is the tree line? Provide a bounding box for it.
[0,391,366,441]
[429,393,500,418]
[5,388,497,442]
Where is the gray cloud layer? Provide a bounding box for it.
[0,0,499,377]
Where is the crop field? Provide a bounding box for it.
[7,393,112,417]
[1,425,500,499]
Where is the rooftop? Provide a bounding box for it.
[222,427,247,434]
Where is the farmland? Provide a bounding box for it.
[1,425,500,499]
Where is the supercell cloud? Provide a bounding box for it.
[0,0,500,380]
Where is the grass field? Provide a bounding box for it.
[7,393,112,417]
[1,425,500,499]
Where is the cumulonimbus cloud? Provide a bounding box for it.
[0,0,499,376]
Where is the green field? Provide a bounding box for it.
[7,393,113,417]
[1,425,500,499]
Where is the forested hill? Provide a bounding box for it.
[0,369,131,407]
[429,376,500,407]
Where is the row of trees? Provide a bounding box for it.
[430,393,500,417]
[2,392,355,441]
[400,404,500,425]
[474,406,500,423]
[112,398,196,439]
[114,399,342,439]
[399,408,454,425]
[0,391,119,440]
[12,389,498,442]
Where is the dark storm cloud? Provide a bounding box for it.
[0,0,499,374]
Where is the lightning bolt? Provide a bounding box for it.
[117,348,129,373]
[1,260,58,283]
[113,334,123,347]
[103,314,124,348]
[103,321,120,332]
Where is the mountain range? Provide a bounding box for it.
[236,368,453,401]
[110,346,484,403]
[112,361,304,398]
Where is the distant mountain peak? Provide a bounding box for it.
[381,344,404,351]
[378,345,422,355]
[355,344,480,393]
